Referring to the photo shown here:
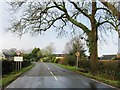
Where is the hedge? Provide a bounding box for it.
[98,60,120,80]
[78,60,120,80]
[79,60,91,71]
[57,57,120,81]
[2,60,31,76]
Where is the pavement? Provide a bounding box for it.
[5,62,118,89]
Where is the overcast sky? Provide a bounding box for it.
[0,1,118,56]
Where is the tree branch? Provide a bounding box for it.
[96,7,112,15]
[97,20,115,28]
[53,1,90,34]
[99,0,120,20]
[70,1,91,19]
[66,14,90,34]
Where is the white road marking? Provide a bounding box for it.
[45,64,58,80]
[49,71,58,80]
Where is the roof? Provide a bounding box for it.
[53,54,68,57]
[100,54,116,60]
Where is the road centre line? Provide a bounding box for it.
[50,71,58,80]
[45,64,58,80]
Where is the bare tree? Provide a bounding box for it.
[8,0,120,75]
[65,36,86,60]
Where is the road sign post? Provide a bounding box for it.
[76,56,79,68]
[14,50,23,70]
[14,56,23,70]
[75,52,80,69]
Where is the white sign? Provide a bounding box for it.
[14,57,23,61]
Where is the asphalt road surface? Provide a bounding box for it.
[6,62,118,89]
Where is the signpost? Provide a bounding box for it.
[14,50,23,70]
[75,51,80,68]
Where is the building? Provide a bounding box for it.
[100,54,116,60]
[0,52,6,60]
[53,54,68,59]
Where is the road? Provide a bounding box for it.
[6,62,118,89]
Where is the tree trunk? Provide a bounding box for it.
[89,1,98,75]
[89,31,98,75]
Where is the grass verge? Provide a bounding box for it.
[1,63,35,89]
[56,64,119,88]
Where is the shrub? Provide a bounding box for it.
[22,60,31,68]
[79,60,91,71]
[68,56,76,66]
[98,60,120,80]
[2,60,15,75]
[112,56,120,60]
[58,55,76,66]
[55,58,61,64]
[51,57,56,63]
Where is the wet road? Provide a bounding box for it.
[6,62,118,89]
